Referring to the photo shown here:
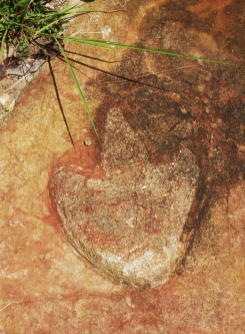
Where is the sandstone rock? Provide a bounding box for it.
[50,108,199,287]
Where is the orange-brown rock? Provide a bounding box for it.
[0,0,245,333]
[50,108,199,287]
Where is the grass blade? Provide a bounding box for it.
[53,35,234,65]
[35,10,107,36]
[35,19,60,36]
[54,37,99,139]
[0,28,8,60]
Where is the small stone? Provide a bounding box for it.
[0,93,10,107]
[84,138,92,146]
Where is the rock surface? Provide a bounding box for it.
[50,108,199,287]
[0,0,245,333]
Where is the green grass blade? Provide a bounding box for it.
[35,19,60,35]
[35,10,107,36]
[41,34,117,50]
[17,0,31,8]
[74,40,118,50]
[35,4,79,23]
[59,9,107,16]
[54,37,99,139]
[36,3,106,21]
[16,0,32,23]
[0,28,8,60]
[54,35,234,65]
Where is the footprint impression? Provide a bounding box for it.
[50,108,199,288]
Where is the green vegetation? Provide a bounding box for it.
[0,0,232,141]
[0,0,106,136]
[0,0,64,58]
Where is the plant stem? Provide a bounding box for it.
[54,37,99,139]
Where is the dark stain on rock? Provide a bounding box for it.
[50,0,245,287]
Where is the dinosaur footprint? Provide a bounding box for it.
[50,108,199,288]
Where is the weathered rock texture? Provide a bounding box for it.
[51,108,199,287]
[50,0,245,289]
[0,0,245,332]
